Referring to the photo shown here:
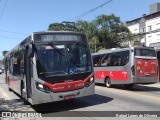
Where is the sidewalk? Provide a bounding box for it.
[0,98,9,111]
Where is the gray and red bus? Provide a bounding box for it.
[4,31,94,105]
[92,46,158,88]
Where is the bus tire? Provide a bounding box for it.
[8,77,12,91]
[21,82,29,105]
[105,77,111,88]
[8,87,12,91]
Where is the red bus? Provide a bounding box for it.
[4,31,94,105]
[92,46,158,88]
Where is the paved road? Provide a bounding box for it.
[0,74,160,120]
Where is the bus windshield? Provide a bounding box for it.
[35,43,91,78]
[134,48,156,57]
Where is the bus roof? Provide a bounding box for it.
[4,31,86,58]
[92,46,155,56]
[32,31,85,35]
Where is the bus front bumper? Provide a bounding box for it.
[31,83,95,105]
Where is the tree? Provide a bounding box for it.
[75,14,132,52]
[94,14,130,49]
[48,23,64,31]
[2,50,8,57]
[48,22,77,31]
[47,14,132,52]
[76,20,102,53]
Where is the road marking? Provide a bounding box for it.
[96,86,160,101]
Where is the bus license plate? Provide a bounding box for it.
[64,94,75,100]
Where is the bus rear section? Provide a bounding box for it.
[131,47,158,84]
[93,47,159,88]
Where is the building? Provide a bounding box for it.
[126,2,160,50]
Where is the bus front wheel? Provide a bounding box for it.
[8,87,12,91]
[21,82,29,105]
[105,78,111,88]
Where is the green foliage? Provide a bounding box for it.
[94,14,130,49]
[2,50,8,56]
[75,20,102,53]
[48,22,77,31]
[48,14,134,53]
[48,23,64,31]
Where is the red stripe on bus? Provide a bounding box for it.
[94,70,128,81]
[44,77,89,93]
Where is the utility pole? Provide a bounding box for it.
[94,40,97,53]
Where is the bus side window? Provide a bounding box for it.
[93,55,101,67]
[9,58,12,74]
[135,49,140,56]
[110,54,116,66]
[101,54,111,66]
[12,51,21,76]
[19,49,24,75]
[114,57,121,66]
[110,53,121,66]
[121,51,129,66]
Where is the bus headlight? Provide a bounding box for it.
[36,82,52,93]
[86,77,94,87]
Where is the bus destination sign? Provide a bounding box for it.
[35,34,83,42]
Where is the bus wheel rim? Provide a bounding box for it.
[22,88,26,99]
[107,81,110,86]
[106,79,111,87]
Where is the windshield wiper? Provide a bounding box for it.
[40,71,68,77]
[48,42,64,56]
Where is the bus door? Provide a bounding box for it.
[24,45,33,98]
